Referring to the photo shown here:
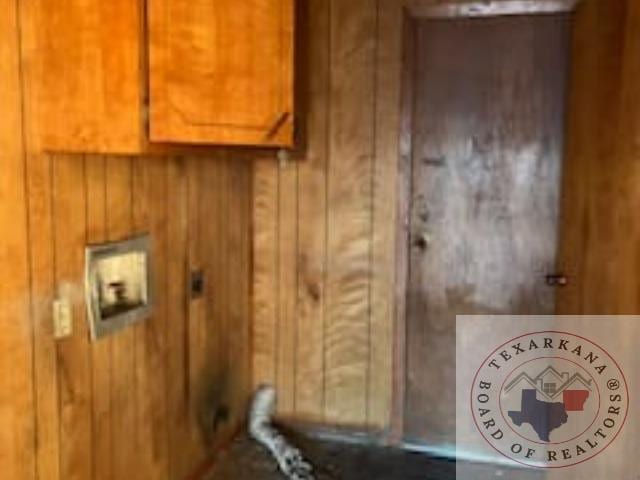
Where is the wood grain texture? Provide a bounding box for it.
[276,161,299,415]
[105,157,138,480]
[294,0,329,421]
[149,0,295,146]
[251,0,639,439]
[200,155,231,450]
[14,9,253,475]
[226,156,253,433]
[404,15,570,443]
[251,0,387,428]
[53,154,92,480]
[0,0,35,477]
[6,1,255,476]
[132,156,170,480]
[369,0,403,430]
[556,0,629,315]
[141,157,171,479]
[186,157,205,447]
[85,156,113,480]
[252,159,280,388]
[27,152,59,480]
[19,0,143,153]
[324,0,377,425]
[165,158,191,479]
[390,13,417,442]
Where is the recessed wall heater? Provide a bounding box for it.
[85,235,153,340]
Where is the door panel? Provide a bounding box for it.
[21,0,143,153]
[404,14,571,444]
[149,0,294,146]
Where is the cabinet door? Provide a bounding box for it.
[20,0,144,153]
[149,0,294,147]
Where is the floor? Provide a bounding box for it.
[204,433,545,480]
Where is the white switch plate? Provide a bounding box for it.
[53,299,73,339]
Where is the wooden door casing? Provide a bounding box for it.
[403,14,572,444]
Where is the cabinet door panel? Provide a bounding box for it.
[149,0,294,146]
[21,0,144,153]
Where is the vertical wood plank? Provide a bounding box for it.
[238,161,253,423]
[53,154,92,480]
[390,12,415,441]
[85,155,112,480]
[252,160,279,388]
[186,156,204,441]
[294,0,329,421]
[578,1,627,315]
[26,152,59,480]
[228,157,253,425]
[199,154,242,451]
[0,0,35,476]
[166,157,190,478]
[368,0,401,429]
[132,156,170,480]
[617,0,640,313]
[556,0,627,315]
[132,158,153,478]
[186,155,215,462]
[276,161,298,416]
[144,157,171,479]
[325,0,377,425]
[106,157,137,479]
[200,156,227,443]
[216,156,231,427]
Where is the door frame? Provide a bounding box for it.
[378,0,581,443]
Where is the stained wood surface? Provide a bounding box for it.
[294,0,330,421]
[85,155,113,480]
[252,0,393,428]
[31,154,250,480]
[548,12,640,469]
[403,14,571,444]
[324,0,377,425]
[4,3,255,475]
[0,0,35,478]
[20,0,143,153]
[149,0,294,146]
[252,159,280,390]
[555,0,636,316]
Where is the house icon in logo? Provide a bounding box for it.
[504,366,593,442]
[504,366,592,401]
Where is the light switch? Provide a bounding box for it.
[53,298,73,339]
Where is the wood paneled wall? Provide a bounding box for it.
[1,1,253,478]
[556,0,640,315]
[253,0,400,429]
[252,0,640,433]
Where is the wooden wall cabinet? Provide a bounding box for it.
[149,0,294,146]
[21,0,294,154]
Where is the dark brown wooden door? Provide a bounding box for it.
[403,14,571,444]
